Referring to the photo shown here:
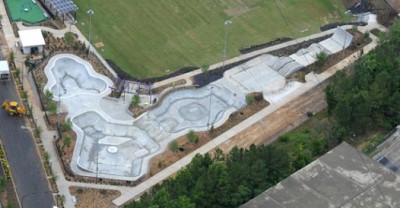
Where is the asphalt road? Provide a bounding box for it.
[0,75,54,208]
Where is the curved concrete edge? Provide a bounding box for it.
[69,110,154,181]
[43,54,114,100]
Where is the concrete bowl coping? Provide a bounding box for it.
[43,54,114,100]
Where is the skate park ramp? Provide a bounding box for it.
[223,54,287,93]
[319,27,353,54]
[289,43,331,66]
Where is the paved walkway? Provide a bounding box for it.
[0,2,386,206]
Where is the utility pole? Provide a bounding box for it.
[87,9,94,57]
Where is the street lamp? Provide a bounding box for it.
[223,20,232,68]
[87,9,94,57]
[207,86,214,131]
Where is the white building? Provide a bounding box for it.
[18,29,45,55]
[0,61,10,81]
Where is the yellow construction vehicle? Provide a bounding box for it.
[1,100,26,116]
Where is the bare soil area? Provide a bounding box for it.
[70,187,120,208]
[218,82,329,153]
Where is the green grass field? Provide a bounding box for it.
[74,0,349,79]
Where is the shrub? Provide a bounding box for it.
[45,90,53,102]
[278,135,290,143]
[48,102,57,115]
[21,91,28,100]
[316,51,328,63]
[187,130,199,143]
[363,31,370,40]
[169,140,179,152]
[9,51,14,63]
[246,95,254,105]
[62,118,72,131]
[63,136,71,147]
[15,68,20,78]
[34,126,42,138]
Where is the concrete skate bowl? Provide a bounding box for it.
[148,84,245,133]
[44,54,110,99]
[72,111,159,178]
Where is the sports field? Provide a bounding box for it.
[74,0,349,79]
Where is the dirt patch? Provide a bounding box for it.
[224,6,252,16]
[218,81,329,152]
[149,93,268,176]
[70,187,120,208]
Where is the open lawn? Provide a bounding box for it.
[74,0,349,79]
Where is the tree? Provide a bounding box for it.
[169,196,195,208]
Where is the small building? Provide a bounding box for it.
[18,29,45,55]
[0,61,10,81]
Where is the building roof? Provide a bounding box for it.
[0,61,9,73]
[50,0,78,15]
[373,126,400,173]
[241,142,400,208]
[18,29,45,48]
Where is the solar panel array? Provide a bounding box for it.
[50,0,77,14]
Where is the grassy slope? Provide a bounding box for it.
[74,0,349,78]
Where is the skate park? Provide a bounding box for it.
[43,27,353,181]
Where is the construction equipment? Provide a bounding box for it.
[2,100,26,116]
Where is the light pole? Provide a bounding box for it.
[223,20,232,68]
[87,9,94,57]
[207,86,214,131]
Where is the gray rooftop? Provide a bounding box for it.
[241,142,400,208]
